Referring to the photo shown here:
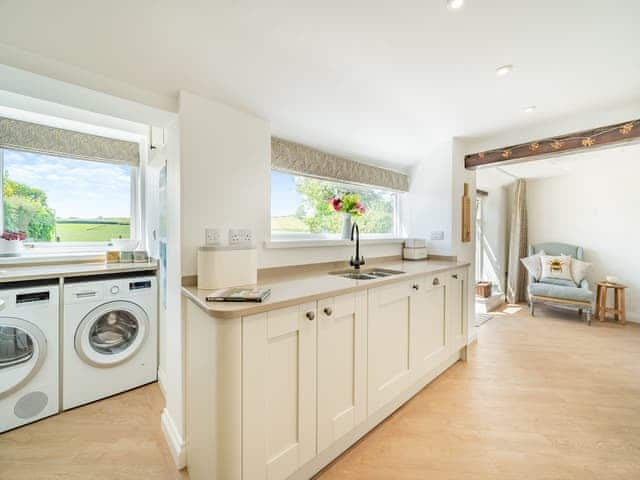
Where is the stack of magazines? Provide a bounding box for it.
[205,287,271,303]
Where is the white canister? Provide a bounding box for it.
[197,246,258,289]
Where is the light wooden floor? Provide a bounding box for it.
[0,382,186,480]
[317,304,640,480]
[2,305,639,480]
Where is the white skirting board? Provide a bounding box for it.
[161,408,187,469]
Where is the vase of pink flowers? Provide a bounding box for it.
[328,193,366,240]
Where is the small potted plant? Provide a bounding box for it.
[328,192,366,239]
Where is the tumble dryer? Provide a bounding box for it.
[0,284,59,432]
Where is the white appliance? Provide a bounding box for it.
[0,284,59,433]
[63,275,157,410]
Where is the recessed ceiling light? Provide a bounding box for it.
[496,64,513,77]
[446,0,464,9]
[523,105,536,113]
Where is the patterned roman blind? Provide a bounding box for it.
[0,117,140,166]
[271,137,409,192]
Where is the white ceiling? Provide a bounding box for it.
[0,1,639,170]
[476,141,640,190]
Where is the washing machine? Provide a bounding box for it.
[63,275,157,410]
[0,283,59,433]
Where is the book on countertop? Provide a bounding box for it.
[205,287,271,303]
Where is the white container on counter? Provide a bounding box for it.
[403,247,428,260]
[197,246,257,289]
[404,238,426,248]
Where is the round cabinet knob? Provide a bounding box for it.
[110,286,120,295]
[323,307,333,316]
[432,278,440,286]
[412,284,420,291]
[306,311,315,321]
[452,274,459,280]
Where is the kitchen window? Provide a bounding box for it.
[0,148,137,248]
[271,171,402,241]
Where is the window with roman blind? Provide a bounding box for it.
[0,117,141,246]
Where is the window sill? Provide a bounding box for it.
[0,251,106,266]
[264,238,406,249]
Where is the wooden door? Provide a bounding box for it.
[243,303,317,480]
[317,292,367,453]
[409,273,448,382]
[367,281,412,415]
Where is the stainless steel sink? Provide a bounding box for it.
[330,267,405,280]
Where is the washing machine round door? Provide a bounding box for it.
[75,301,148,368]
[0,316,47,398]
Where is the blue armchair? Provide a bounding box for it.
[528,242,594,325]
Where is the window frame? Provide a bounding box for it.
[269,170,404,242]
[0,147,142,252]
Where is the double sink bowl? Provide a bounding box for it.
[329,267,405,281]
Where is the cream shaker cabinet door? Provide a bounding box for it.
[242,303,317,480]
[447,269,467,352]
[367,281,412,416]
[317,292,367,453]
[409,274,448,382]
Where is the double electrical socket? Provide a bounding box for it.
[229,228,254,247]
[205,228,222,246]
[205,227,254,247]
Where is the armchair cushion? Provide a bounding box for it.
[529,282,594,303]
[540,255,574,283]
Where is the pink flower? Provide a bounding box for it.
[330,197,342,212]
[355,202,366,215]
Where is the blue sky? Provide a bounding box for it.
[4,149,131,219]
[271,171,303,216]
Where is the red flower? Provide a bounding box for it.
[330,197,342,212]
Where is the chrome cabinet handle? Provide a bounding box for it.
[412,284,420,291]
[432,278,440,286]
[323,307,333,316]
[452,274,459,279]
[306,311,315,321]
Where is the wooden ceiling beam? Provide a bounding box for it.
[465,119,640,169]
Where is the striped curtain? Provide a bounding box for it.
[506,179,528,304]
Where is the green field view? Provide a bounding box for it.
[271,215,309,233]
[55,218,130,242]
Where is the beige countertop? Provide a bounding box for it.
[0,260,158,283]
[182,258,469,319]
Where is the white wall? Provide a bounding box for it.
[527,145,640,322]
[407,141,454,255]
[179,90,271,276]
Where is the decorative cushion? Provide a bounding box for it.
[528,282,594,303]
[540,255,573,283]
[520,250,545,281]
[570,258,591,286]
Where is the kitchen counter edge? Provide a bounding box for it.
[182,259,470,319]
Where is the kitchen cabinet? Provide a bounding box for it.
[446,269,467,353]
[317,292,367,453]
[242,303,317,480]
[409,273,448,382]
[367,280,413,415]
[183,263,469,480]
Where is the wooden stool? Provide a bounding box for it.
[595,282,627,324]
